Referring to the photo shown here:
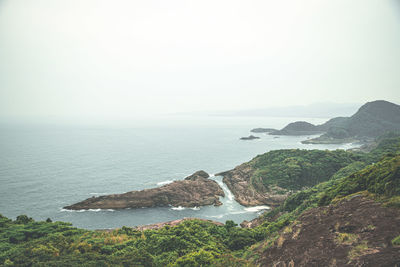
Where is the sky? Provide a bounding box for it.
[0,0,400,123]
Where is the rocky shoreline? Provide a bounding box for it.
[216,163,288,207]
[64,171,225,210]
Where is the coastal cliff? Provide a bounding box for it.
[64,171,224,210]
[217,149,360,207]
[217,163,287,207]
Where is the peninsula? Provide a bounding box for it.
[265,100,400,144]
[64,171,224,210]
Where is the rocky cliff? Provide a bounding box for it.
[255,195,400,266]
[217,163,288,207]
[64,171,224,210]
[217,149,358,207]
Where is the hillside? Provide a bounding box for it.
[250,154,400,266]
[269,121,321,136]
[1,137,399,266]
[269,100,400,144]
[217,149,362,206]
[255,194,400,266]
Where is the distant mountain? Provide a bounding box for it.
[339,100,400,138]
[202,102,360,118]
[270,121,321,136]
[271,100,400,143]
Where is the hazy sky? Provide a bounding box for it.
[1,0,399,122]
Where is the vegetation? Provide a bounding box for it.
[2,135,399,266]
[250,149,361,190]
[300,100,400,143]
[0,215,267,266]
[392,235,400,246]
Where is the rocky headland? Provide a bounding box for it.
[216,148,361,208]
[64,170,225,210]
[270,121,322,136]
[216,163,288,207]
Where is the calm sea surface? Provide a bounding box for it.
[0,116,357,229]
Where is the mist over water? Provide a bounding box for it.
[0,116,358,229]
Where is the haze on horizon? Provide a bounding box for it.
[0,0,400,124]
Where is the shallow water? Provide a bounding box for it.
[0,116,357,229]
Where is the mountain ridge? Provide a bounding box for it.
[269,100,400,144]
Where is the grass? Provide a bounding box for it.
[335,233,358,245]
[392,235,400,246]
[348,241,369,260]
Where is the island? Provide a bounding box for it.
[64,170,225,210]
[240,135,260,140]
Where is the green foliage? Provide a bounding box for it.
[249,151,400,261]
[328,127,350,139]
[0,216,261,266]
[322,155,400,204]
[392,235,400,246]
[2,136,400,266]
[251,149,360,190]
[325,100,400,138]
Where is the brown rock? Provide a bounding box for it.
[64,171,224,210]
[256,195,400,266]
[217,163,288,207]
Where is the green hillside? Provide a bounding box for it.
[1,137,400,266]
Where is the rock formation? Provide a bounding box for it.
[216,163,287,207]
[256,195,400,266]
[64,171,224,210]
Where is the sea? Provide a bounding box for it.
[0,116,358,230]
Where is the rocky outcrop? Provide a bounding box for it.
[64,171,224,210]
[240,135,260,140]
[256,195,400,266]
[216,163,288,207]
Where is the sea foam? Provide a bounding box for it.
[157,180,174,186]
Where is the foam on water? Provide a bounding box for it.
[60,208,115,212]
[171,206,185,211]
[157,180,174,186]
[244,206,270,212]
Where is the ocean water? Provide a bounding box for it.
[0,116,357,229]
